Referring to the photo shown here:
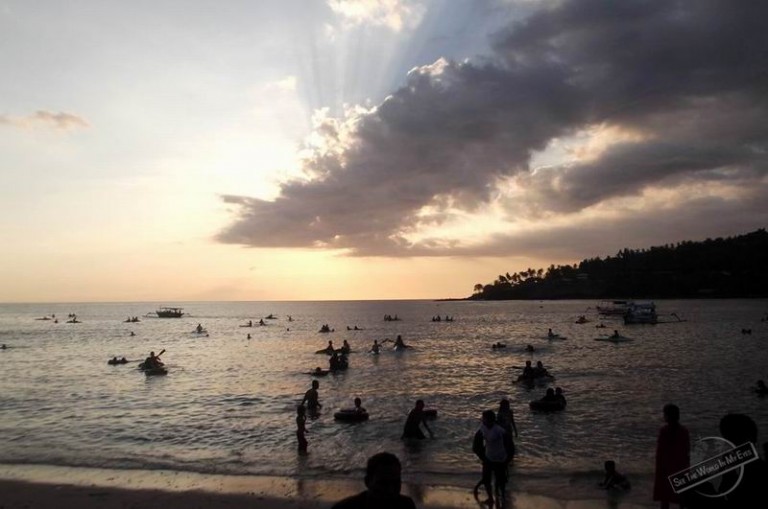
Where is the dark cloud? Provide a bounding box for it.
[469,187,768,261]
[0,110,89,130]
[219,0,768,257]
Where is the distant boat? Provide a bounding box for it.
[153,307,184,318]
[624,302,658,324]
[597,300,632,316]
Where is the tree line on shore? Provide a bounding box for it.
[469,229,768,300]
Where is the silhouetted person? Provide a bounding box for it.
[754,380,768,395]
[533,361,549,378]
[521,360,534,378]
[555,387,567,407]
[653,404,689,509]
[301,380,322,416]
[296,405,308,453]
[473,410,513,507]
[497,398,518,457]
[717,413,767,507]
[540,388,557,402]
[143,351,163,369]
[599,460,630,491]
[331,452,416,509]
[402,400,433,439]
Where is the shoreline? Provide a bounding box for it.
[0,463,656,508]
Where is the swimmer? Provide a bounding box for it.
[599,460,631,490]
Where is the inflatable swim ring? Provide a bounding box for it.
[515,374,555,385]
[334,409,369,422]
[529,399,565,411]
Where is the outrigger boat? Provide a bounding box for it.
[623,302,658,324]
[152,307,184,318]
[597,300,632,316]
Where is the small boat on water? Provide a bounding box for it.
[623,302,658,324]
[153,307,184,318]
[597,300,632,316]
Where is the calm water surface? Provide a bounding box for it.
[1,300,767,502]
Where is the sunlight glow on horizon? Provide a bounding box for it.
[2,1,765,302]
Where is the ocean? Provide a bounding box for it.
[1,299,767,505]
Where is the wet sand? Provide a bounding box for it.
[0,464,655,509]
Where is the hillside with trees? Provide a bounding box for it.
[469,229,768,300]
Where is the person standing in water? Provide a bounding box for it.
[402,400,433,439]
[496,398,518,456]
[301,380,322,417]
[653,404,689,509]
[473,410,513,507]
[296,405,308,453]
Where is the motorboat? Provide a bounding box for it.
[597,300,632,316]
[623,302,658,324]
[153,307,184,318]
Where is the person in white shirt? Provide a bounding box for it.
[473,410,513,506]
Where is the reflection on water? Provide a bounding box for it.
[1,299,767,502]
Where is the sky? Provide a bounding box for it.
[1,0,766,302]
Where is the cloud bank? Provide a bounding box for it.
[219,0,768,259]
[0,110,89,130]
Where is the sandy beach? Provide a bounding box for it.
[0,464,656,509]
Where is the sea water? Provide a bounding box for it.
[1,299,767,504]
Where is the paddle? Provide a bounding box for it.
[150,349,166,367]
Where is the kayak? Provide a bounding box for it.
[315,349,334,355]
[334,409,369,422]
[307,369,330,376]
[144,367,168,376]
[546,335,567,340]
[529,399,566,411]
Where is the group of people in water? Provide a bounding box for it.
[431,315,454,322]
[519,360,551,381]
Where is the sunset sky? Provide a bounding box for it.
[1,0,766,302]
